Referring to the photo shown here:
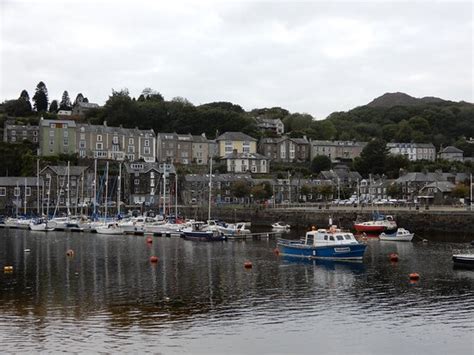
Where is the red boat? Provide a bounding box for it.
[354,214,397,233]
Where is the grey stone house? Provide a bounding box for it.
[0,177,43,215]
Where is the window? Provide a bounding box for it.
[79,141,86,148]
[63,130,68,138]
[0,187,6,196]
[144,140,149,147]
[96,142,103,150]
[63,139,68,146]
[49,140,54,146]
[134,179,140,185]
[128,146,135,153]
[129,138,134,145]
[11,136,16,142]
[11,130,16,136]
[113,136,119,144]
[25,187,31,196]
[49,130,54,137]
[79,150,86,158]
[14,187,20,196]
[150,179,155,187]
[143,147,150,154]
[97,135,102,142]
[33,137,38,143]
[336,235,344,241]
[112,145,119,152]
[50,123,56,128]
[22,131,27,136]
[33,131,38,136]
[80,133,85,140]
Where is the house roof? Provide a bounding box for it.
[124,162,175,174]
[387,142,435,149]
[420,181,455,193]
[77,123,155,137]
[41,165,88,176]
[440,146,463,154]
[310,140,367,147]
[40,119,77,127]
[184,173,253,183]
[0,177,43,186]
[216,132,257,142]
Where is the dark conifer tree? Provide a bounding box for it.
[32,81,49,112]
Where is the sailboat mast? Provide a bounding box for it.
[163,167,166,217]
[208,157,212,221]
[16,182,19,217]
[175,171,178,218]
[66,161,70,216]
[94,159,97,216]
[46,177,51,217]
[24,177,27,215]
[104,161,109,222]
[117,163,121,216]
[36,159,40,215]
[80,170,84,216]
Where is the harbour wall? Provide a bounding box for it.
[181,206,474,240]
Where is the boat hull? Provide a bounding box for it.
[277,241,367,260]
[379,233,414,241]
[353,224,386,233]
[182,231,226,242]
[452,254,474,268]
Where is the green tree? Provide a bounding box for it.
[74,93,84,106]
[32,81,48,112]
[231,180,251,199]
[451,184,469,199]
[59,90,72,110]
[353,138,388,177]
[311,155,332,174]
[49,100,58,113]
[384,154,411,178]
[19,90,32,113]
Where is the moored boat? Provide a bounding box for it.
[181,221,226,241]
[379,228,414,241]
[29,219,55,232]
[277,226,367,260]
[96,222,124,235]
[354,213,397,234]
[272,221,290,230]
[452,254,474,268]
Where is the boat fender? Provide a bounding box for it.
[150,256,159,263]
[389,253,399,262]
[244,261,253,269]
[66,249,74,257]
[409,272,420,280]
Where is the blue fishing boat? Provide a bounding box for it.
[277,226,367,260]
[181,221,227,242]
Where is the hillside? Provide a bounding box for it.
[367,92,448,108]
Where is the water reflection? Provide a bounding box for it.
[0,228,473,354]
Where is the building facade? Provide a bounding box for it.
[39,119,77,156]
[76,122,156,162]
[386,142,436,161]
[224,151,270,173]
[216,132,257,157]
[438,146,464,162]
[310,140,367,162]
[0,177,42,214]
[156,133,194,164]
[3,121,39,144]
[255,117,284,135]
[123,161,176,206]
[259,136,310,162]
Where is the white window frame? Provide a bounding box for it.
[0,187,6,196]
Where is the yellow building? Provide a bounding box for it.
[216,132,257,157]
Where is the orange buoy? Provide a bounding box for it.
[150,255,159,263]
[409,272,420,280]
[4,266,13,273]
[66,249,74,257]
[146,237,153,244]
[389,253,399,262]
[273,248,280,256]
[244,261,253,269]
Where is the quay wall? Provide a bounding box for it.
[181,206,474,240]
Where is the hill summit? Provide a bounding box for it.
[367,92,447,108]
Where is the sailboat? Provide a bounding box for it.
[96,162,124,235]
[181,157,226,241]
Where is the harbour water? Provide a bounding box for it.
[0,228,473,354]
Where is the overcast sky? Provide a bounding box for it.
[1,0,472,119]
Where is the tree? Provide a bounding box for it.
[74,93,84,106]
[251,182,272,201]
[49,100,58,113]
[19,90,32,112]
[59,90,72,110]
[451,184,469,199]
[231,180,251,199]
[353,138,388,177]
[32,81,48,112]
[311,155,332,174]
[139,88,164,102]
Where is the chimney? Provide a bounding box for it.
[103,120,107,127]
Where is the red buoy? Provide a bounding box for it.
[389,253,399,262]
[244,261,253,269]
[66,249,74,257]
[146,237,153,244]
[150,256,159,263]
[409,272,420,280]
[273,248,280,256]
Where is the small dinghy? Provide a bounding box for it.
[452,254,474,268]
[379,228,414,242]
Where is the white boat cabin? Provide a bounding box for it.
[303,227,359,246]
